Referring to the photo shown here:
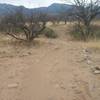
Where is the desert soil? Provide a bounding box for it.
[0,24,100,100]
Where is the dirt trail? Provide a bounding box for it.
[0,25,100,100]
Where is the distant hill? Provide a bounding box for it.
[0,4,32,16]
[33,3,73,14]
[0,3,74,16]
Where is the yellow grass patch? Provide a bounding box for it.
[85,41,100,51]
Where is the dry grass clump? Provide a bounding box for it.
[85,41,100,52]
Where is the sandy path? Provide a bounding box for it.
[0,39,94,100]
[0,25,100,100]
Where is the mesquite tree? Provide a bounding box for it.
[1,7,46,42]
[64,0,100,40]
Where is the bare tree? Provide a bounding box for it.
[1,8,46,42]
[64,0,100,41]
[20,11,47,41]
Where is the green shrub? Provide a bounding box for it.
[42,28,57,38]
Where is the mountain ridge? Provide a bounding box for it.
[0,3,73,16]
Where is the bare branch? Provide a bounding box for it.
[7,33,25,41]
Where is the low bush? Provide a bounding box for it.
[42,28,57,38]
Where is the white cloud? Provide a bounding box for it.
[0,0,63,8]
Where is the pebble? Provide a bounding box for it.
[8,83,19,89]
[93,70,100,74]
[54,46,60,50]
[87,60,92,65]
[92,66,100,74]
[60,83,66,90]
[27,52,32,55]
[95,66,100,70]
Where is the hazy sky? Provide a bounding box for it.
[0,0,67,8]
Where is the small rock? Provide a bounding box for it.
[28,52,32,55]
[60,84,66,90]
[54,46,60,50]
[8,83,19,89]
[83,49,91,54]
[93,70,100,74]
[87,60,91,65]
[93,66,100,74]
[95,66,100,70]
